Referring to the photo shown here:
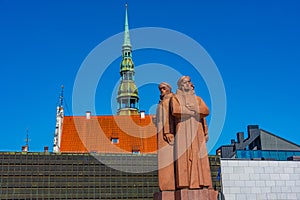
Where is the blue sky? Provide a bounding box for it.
[0,0,299,153]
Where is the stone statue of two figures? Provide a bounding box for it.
[154,76,218,200]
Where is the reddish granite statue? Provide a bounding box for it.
[154,76,217,200]
[170,76,212,189]
[156,82,176,191]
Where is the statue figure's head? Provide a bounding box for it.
[177,76,193,93]
[158,82,172,99]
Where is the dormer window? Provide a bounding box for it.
[132,150,140,155]
[132,146,140,155]
[111,138,119,144]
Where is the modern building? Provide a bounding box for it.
[218,125,300,200]
[0,152,220,199]
[216,125,300,160]
[0,152,158,199]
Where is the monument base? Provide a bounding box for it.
[154,189,218,200]
[154,191,175,200]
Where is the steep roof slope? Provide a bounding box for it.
[60,115,157,154]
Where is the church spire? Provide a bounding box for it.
[117,4,139,115]
[123,4,131,47]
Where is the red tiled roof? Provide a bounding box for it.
[60,115,157,154]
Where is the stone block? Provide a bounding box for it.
[255,166,265,174]
[220,160,228,166]
[275,180,285,186]
[264,166,274,173]
[234,180,245,187]
[284,167,294,174]
[249,173,260,181]
[271,186,281,193]
[234,166,245,173]
[225,180,235,187]
[290,174,299,181]
[258,161,269,167]
[236,194,246,199]
[250,187,261,194]
[259,173,270,181]
[294,167,300,174]
[239,173,250,181]
[256,193,267,199]
[277,193,287,199]
[244,180,255,187]
[255,180,266,187]
[229,174,240,181]
[280,173,290,180]
[240,187,251,194]
[266,180,276,186]
[175,189,218,200]
[154,191,175,200]
[223,166,233,174]
[230,160,239,166]
[267,193,277,199]
[281,186,292,193]
[270,174,280,180]
[224,194,236,200]
[291,186,300,192]
[244,166,255,174]
[287,193,297,199]
[229,187,240,194]
[273,166,282,173]
[248,160,258,167]
[238,160,249,166]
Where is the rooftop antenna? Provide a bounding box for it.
[58,85,64,107]
[23,128,30,152]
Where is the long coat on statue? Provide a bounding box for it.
[170,89,213,189]
[156,93,176,191]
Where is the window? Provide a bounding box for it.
[130,99,136,108]
[132,150,140,155]
[111,138,119,144]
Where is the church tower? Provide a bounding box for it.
[53,85,64,153]
[117,4,139,115]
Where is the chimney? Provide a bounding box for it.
[22,145,28,152]
[140,110,145,119]
[248,125,260,137]
[44,146,49,153]
[86,111,91,120]
[237,132,244,143]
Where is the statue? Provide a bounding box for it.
[170,76,212,189]
[156,82,175,191]
[154,76,217,200]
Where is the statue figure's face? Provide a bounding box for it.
[180,77,193,92]
[159,85,170,97]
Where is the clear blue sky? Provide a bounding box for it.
[0,0,299,153]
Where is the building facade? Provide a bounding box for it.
[217,125,300,200]
[0,152,221,199]
[221,159,300,200]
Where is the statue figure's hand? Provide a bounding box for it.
[186,103,197,112]
[205,134,209,142]
[164,133,174,145]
